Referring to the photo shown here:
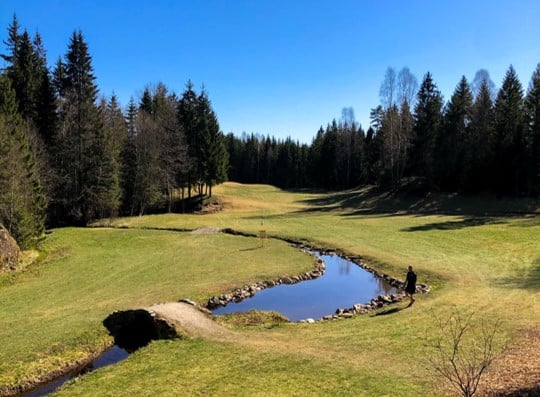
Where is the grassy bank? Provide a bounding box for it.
[1,183,538,396]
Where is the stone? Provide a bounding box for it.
[0,225,20,271]
[305,318,315,323]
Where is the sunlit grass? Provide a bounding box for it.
[1,182,538,396]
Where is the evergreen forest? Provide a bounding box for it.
[1,15,539,249]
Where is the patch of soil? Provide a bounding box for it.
[480,328,540,397]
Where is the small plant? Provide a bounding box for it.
[428,310,506,397]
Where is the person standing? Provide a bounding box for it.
[404,265,417,306]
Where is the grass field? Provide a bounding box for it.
[0,183,538,396]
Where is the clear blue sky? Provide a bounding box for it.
[1,1,539,143]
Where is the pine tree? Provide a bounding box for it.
[409,72,443,183]
[525,63,540,195]
[493,66,525,194]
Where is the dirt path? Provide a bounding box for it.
[148,302,235,340]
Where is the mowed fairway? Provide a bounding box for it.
[1,183,539,396]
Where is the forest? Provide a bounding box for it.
[1,15,539,249]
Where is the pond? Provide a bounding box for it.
[22,249,401,395]
[212,251,398,321]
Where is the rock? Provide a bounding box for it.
[179,298,197,306]
[339,312,354,318]
[378,295,392,304]
[0,225,20,271]
[305,318,315,323]
[282,277,294,284]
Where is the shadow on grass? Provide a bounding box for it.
[497,385,540,397]
[284,187,539,230]
[401,217,506,232]
[239,247,263,252]
[372,307,407,316]
[496,258,540,291]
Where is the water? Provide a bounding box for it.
[22,345,129,397]
[213,252,398,321]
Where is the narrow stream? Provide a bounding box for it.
[21,345,128,397]
[213,251,398,321]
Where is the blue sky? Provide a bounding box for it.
[1,1,539,143]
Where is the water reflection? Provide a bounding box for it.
[213,251,398,321]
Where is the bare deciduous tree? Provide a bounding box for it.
[428,311,506,397]
[397,66,418,107]
[380,67,397,110]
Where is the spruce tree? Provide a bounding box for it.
[1,17,57,145]
[177,81,198,197]
[525,63,540,195]
[120,98,138,215]
[467,80,495,192]
[52,31,118,224]
[409,72,443,183]
[195,89,227,197]
[0,75,46,247]
[1,15,20,66]
[493,66,525,194]
[436,76,473,191]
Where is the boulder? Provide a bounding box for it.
[0,225,20,271]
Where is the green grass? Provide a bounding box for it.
[0,227,313,391]
[1,183,539,396]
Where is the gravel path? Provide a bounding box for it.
[148,302,233,340]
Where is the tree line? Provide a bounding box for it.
[228,65,540,197]
[1,15,539,249]
[0,16,227,247]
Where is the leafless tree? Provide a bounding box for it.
[397,67,418,107]
[380,67,397,110]
[471,69,497,101]
[428,311,506,397]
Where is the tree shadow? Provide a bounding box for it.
[295,187,539,219]
[495,258,540,291]
[401,217,506,232]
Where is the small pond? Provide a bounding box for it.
[213,251,398,321]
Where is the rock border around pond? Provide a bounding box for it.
[206,243,430,322]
